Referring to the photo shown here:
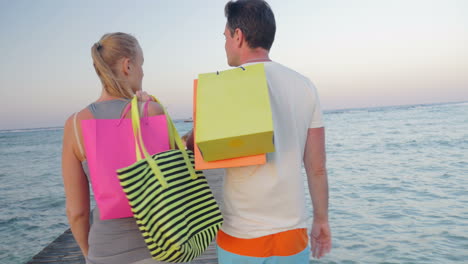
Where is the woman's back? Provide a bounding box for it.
[62,32,171,264]
[79,99,154,264]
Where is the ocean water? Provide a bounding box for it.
[0,102,467,264]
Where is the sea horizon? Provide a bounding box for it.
[1,99,466,132]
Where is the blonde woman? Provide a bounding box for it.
[61,33,171,264]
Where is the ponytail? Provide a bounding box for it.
[91,33,139,99]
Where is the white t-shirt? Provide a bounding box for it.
[221,61,324,239]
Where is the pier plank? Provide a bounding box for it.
[27,169,224,264]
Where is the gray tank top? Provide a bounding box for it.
[81,99,168,264]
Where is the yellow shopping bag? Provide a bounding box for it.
[195,63,275,162]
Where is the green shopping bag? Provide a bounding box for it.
[196,63,275,162]
[116,96,223,263]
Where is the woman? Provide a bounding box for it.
[61,32,170,264]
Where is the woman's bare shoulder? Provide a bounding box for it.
[147,101,165,116]
[63,108,93,133]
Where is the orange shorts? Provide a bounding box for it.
[217,228,308,257]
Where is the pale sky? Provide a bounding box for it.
[1,0,467,130]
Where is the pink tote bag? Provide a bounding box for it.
[81,101,170,220]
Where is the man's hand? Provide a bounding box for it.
[310,220,332,259]
[185,129,194,151]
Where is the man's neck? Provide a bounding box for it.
[238,48,270,65]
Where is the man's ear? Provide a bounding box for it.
[235,28,244,48]
[122,58,131,76]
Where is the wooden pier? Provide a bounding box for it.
[27,169,225,264]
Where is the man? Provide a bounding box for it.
[216,0,332,263]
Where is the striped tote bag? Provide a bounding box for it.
[116,96,223,263]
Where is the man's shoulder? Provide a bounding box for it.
[265,61,312,83]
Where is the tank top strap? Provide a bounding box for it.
[73,112,85,159]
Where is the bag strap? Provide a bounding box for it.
[117,101,142,161]
[149,95,175,149]
[130,96,198,189]
[73,112,85,159]
[119,100,150,120]
[155,100,198,180]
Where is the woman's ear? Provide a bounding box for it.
[122,58,131,76]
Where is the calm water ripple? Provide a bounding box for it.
[1,102,467,263]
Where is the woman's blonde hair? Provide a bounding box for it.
[91,32,139,99]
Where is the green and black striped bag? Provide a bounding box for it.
[116,96,223,263]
